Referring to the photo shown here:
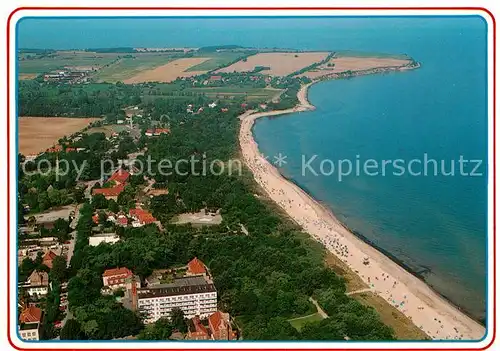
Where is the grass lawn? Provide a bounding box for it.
[288,313,325,331]
[352,291,430,340]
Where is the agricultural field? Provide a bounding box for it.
[93,53,183,83]
[18,51,122,74]
[18,117,100,155]
[185,51,250,72]
[123,57,210,83]
[215,52,330,76]
[300,55,411,79]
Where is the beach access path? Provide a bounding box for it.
[238,82,486,341]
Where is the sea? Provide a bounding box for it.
[18,16,488,321]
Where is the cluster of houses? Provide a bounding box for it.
[18,250,68,341]
[92,169,131,201]
[43,69,91,84]
[101,258,236,340]
[144,128,170,137]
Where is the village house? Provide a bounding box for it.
[209,311,234,340]
[187,311,235,340]
[23,270,49,298]
[116,214,129,226]
[145,128,171,137]
[18,305,42,341]
[186,257,208,276]
[129,208,157,227]
[208,102,217,108]
[92,169,130,200]
[92,183,126,201]
[101,267,140,294]
[209,75,222,82]
[42,250,57,269]
[187,316,209,340]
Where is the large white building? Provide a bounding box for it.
[89,233,120,246]
[137,275,217,324]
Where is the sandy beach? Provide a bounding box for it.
[238,83,486,340]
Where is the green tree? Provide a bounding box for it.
[169,307,187,333]
[50,255,68,282]
[60,319,85,340]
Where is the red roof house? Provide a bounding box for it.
[187,257,207,276]
[102,267,134,288]
[129,208,157,225]
[92,214,99,224]
[42,251,57,269]
[208,311,233,340]
[108,169,130,185]
[117,215,128,226]
[92,183,126,199]
[187,316,209,340]
[209,75,222,81]
[46,145,63,153]
[19,305,42,324]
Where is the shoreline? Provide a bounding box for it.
[238,70,486,340]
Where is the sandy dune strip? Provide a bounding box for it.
[238,83,485,341]
[216,52,330,76]
[124,57,210,83]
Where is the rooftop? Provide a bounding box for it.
[103,267,133,278]
[19,305,42,324]
[137,276,215,299]
[187,257,207,275]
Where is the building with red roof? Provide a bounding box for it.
[208,311,234,340]
[92,183,126,200]
[129,208,157,227]
[209,75,222,81]
[92,214,100,224]
[42,251,57,269]
[46,144,63,153]
[116,214,128,226]
[187,316,209,340]
[108,169,130,185]
[19,305,43,340]
[187,257,207,276]
[102,267,140,293]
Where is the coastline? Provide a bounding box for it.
[238,72,486,340]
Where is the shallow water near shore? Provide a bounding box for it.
[253,20,487,320]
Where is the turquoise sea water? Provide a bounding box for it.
[18,16,488,320]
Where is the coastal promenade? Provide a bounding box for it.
[238,81,486,340]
